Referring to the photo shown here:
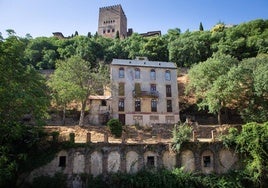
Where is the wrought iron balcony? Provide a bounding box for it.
[132,90,159,98]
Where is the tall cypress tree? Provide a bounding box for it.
[199,22,204,31]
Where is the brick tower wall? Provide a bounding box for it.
[98,5,127,38]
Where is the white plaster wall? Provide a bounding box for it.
[107,151,121,173]
[126,151,139,173]
[111,63,179,126]
[73,152,85,174]
[181,150,195,172]
[163,151,176,170]
[218,149,238,173]
[91,151,103,176]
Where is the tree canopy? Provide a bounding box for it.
[0,33,49,187]
[48,56,109,126]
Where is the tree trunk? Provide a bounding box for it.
[62,104,66,125]
[79,100,87,126]
[217,110,222,125]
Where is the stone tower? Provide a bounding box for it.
[98,4,127,39]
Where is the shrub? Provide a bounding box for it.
[172,123,193,152]
[107,119,123,138]
[31,172,67,188]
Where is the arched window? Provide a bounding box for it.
[150,69,156,80]
[119,67,124,78]
[165,70,171,81]
[135,68,140,79]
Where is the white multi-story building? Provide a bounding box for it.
[110,57,180,126]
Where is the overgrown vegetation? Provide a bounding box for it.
[172,123,193,152]
[221,122,268,187]
[107,118,123,138]
[33,168,254,188]
[31,172,67,188]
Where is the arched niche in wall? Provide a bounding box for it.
[108,151,121,173]
[163,151,176,170]
[126,151,139,173]
[180,149,195,172]
[91,151,103,176]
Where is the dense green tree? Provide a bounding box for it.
[24,37,59,69]
[0,34,49,187]
[186,53,239,124]
[104,40,128,62]
[142,36,168,61]
[123,33,146,59]
[228,55,268,122]
[49,56,109,126]
[169,31,212,67]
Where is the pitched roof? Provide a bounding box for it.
[111,59,177,69]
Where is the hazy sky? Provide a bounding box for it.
[1,0,268,38]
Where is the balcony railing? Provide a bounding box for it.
[133,90,159,98]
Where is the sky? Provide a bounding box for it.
[1,0,268,38]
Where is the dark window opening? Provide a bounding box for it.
[107,29,110,33]
[203,156,211,167]
[101,100,107,106]
[147,156,155,168]
[135,99,141,112]
[59,156,66,167]
[103,30,106,34]
[151,99,157,112]
[118,99,124,111]
[150,84,156,92]
[112,28,115,32]
[166,85,172,97]
[167,100,172,112]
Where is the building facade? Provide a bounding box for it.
[110,57,180,126]
[98,4,127,39]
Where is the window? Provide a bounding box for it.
[135,99,141,112]
[150,84,156,92]
[166,85,172,97]
[203,156,211,167]
[103,30,106,34]
[135,68,140,79]
[167,100,172,112]
[151,99,157,112]
[112,28,115,32]
[118,99,124,111]
[101,100,107,106]
[150,69,156,80]
[119,83,125,96]
[165,70,171,81]
[119,67,124,78]
[134,83,141,97]
[59,156,66,167]
[107,29,110,33]
[147,156,155,168]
